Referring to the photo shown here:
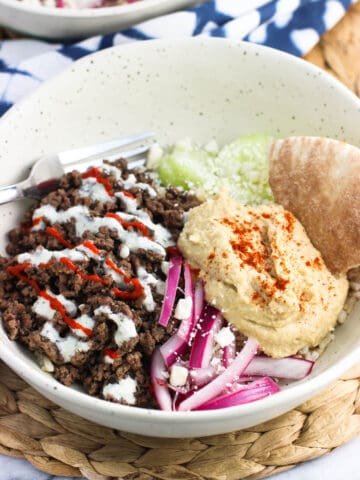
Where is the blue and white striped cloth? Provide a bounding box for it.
[0,0,356,115]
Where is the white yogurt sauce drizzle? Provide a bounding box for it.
[79,177,115,204]
[18,246,85,265]
[94,305,137,346]
[40,322,90,363]
[117,210,173,248]
[19,163,172,375]
[102,164,122,180]
[103,376,137,404]
[32,204,169,257]
[71,314,95,338]
[118,173,157,198]
[33,290,95,339]
[137,267,158,312]
[33,291,77,319]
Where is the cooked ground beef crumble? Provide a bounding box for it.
[0,158,199,407]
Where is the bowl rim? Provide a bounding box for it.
[0,0,194,18]
[0,37,360,425]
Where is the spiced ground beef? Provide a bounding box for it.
[0,159,199,408]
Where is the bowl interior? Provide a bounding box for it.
[0,38,360,437]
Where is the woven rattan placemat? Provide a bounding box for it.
[0,3,359,479]
[0,361,358,479]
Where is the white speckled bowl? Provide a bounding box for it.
[0,38,360,438]
[0,0,200,40]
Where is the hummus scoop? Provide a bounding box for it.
[178,192,348,358]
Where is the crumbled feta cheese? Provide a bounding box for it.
[147,144,164,168]
[161,261,169,275]
[36,353,55,373]
[204,139,219,154]
[215,327,235,348]
[210,357,221,368]
[174,297,193,320]
[299,346,309,356]
[337,310,347,324]
[42,356,55,372]
[156,280,166,295]
[170,365,188,387]
[310,351,320,361]
[119,245,130,259]
[104,355,114,365]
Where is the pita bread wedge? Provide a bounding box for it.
[268,136,360,274]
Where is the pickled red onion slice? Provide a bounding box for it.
[195,377,280,410]
[177,263,194,341]
[244,356,314,380]
[150,348,172,411]
[222,337,236,368]
[160,333,188,368]
[160,270,204,368]
[193,279,205,327]
[158,254,182,327]
[189,366,217,387]
[178,337,259,411]
[188,305,222,369]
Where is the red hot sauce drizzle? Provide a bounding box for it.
[104,348,120,359]
[21,217,42,232]
[81,240,100,255]
[46,226,73,249]
[122,191,135,199]
[81,167,115,198]
[7,241,146,337]
[105,212,150,238]
[11,166,161,334]
[60,257,110,285]
[106,258,144,300]
[6,263,93,336]
[81,166,137,200]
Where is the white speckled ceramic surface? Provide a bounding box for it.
[0,38,359,438]
[0,0,200,39]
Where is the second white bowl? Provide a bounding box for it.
[0,0,200,39]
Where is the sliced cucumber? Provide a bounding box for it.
[150,134,273,204]
[157,139,217,190]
